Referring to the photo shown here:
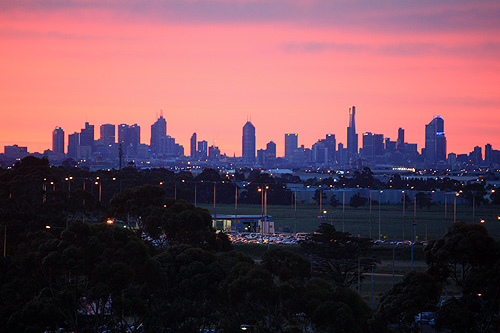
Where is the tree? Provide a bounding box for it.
[313,189,327,206]
[329,194,340,208]
[460,182,487,206]
[424,222,500,332]
[353,167,375,188]
[0,221,163,332]
[300,223,377,287]
[109,184,167,221]
[303,279,372,332]
[415,191,434,209]
[349,193,368,208]
[261,248,310,282]
[371,271,441,331]
[424,222,498,290]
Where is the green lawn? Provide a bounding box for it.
[202,202,500,241]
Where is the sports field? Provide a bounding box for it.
[201,202,500,241]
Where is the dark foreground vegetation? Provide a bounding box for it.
[1,157,500,332]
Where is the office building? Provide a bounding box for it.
[209,145,220,160]
[362,132,384,158]
[242,121,256,164]
[100,124,115,146]
[52,126,65,155]
[67,132,79,160]
[118,124,140,157]
[485,144,492,165]
[190,133,197,158]
[198,140,208,160]
[347,106,358,159]
[79,122,94,148]
[284,133,298,161]
[150,112,167,156]
[4,144,28,160]
[397,128,405,150]
[324,134,336,163]
[425,116,446,164]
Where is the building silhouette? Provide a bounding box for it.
[100,124,115,146]
[150,112,167,156]
[190,133,197,159]
[197,140,208,160]
[397,127,405,150]
[67,132,79,160]
[242,121,256,164]
[79,122,94,149]
[52,126,65,155]
[347,106,358,159]
[284,133,298,161]
[424,116,447,164]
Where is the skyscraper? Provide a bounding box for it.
[397,128,405,150]
[67,132,79,159]
[347,106,358,159]
[242,121,256,164]
[425,116,447,164]
[79,122,94,148]
[284,133,298,160]
[118,124,140,156]
[485,143,492,165]
[190,133,197,159]
[150,112,167,156]
[324,134,336,163]
[100,124,115,146]
[198,140,208,160]
[52,126,65,154]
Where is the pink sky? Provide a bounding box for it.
[1,1,500,157]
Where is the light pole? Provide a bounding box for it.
[402,191,406,241]
[378,191,382,241]
[342,190,345,232]
[234,182,238,221]
[264,186,268,235]
[213,182,217,219]
[454,192,459,224]
[294,191,297,233]
[358,256,376,309]
[472,195,475,224]
[95,180,101,202]
[65,176,73,197]
[194,182,197,207]
[369,191,372,239]
[0,225,6,257]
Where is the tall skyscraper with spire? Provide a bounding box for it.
[347,106,358,159]
[150,110,167,156]
[52,126,65,154]
[242,121,256,164]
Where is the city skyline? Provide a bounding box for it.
[1,1,500,156]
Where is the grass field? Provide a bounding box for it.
[204,202,499,306]
[201,202,500,241]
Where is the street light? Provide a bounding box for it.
[0,225,6,257]
[95,180,101,202]
[402,191,405,241]
[369,191,372,239]
[378,191,383,241]
[358,257,376,309]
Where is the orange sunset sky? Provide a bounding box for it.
[1,1,500,157]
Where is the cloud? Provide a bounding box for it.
[281,40,500,60]
[2,0,499,34]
